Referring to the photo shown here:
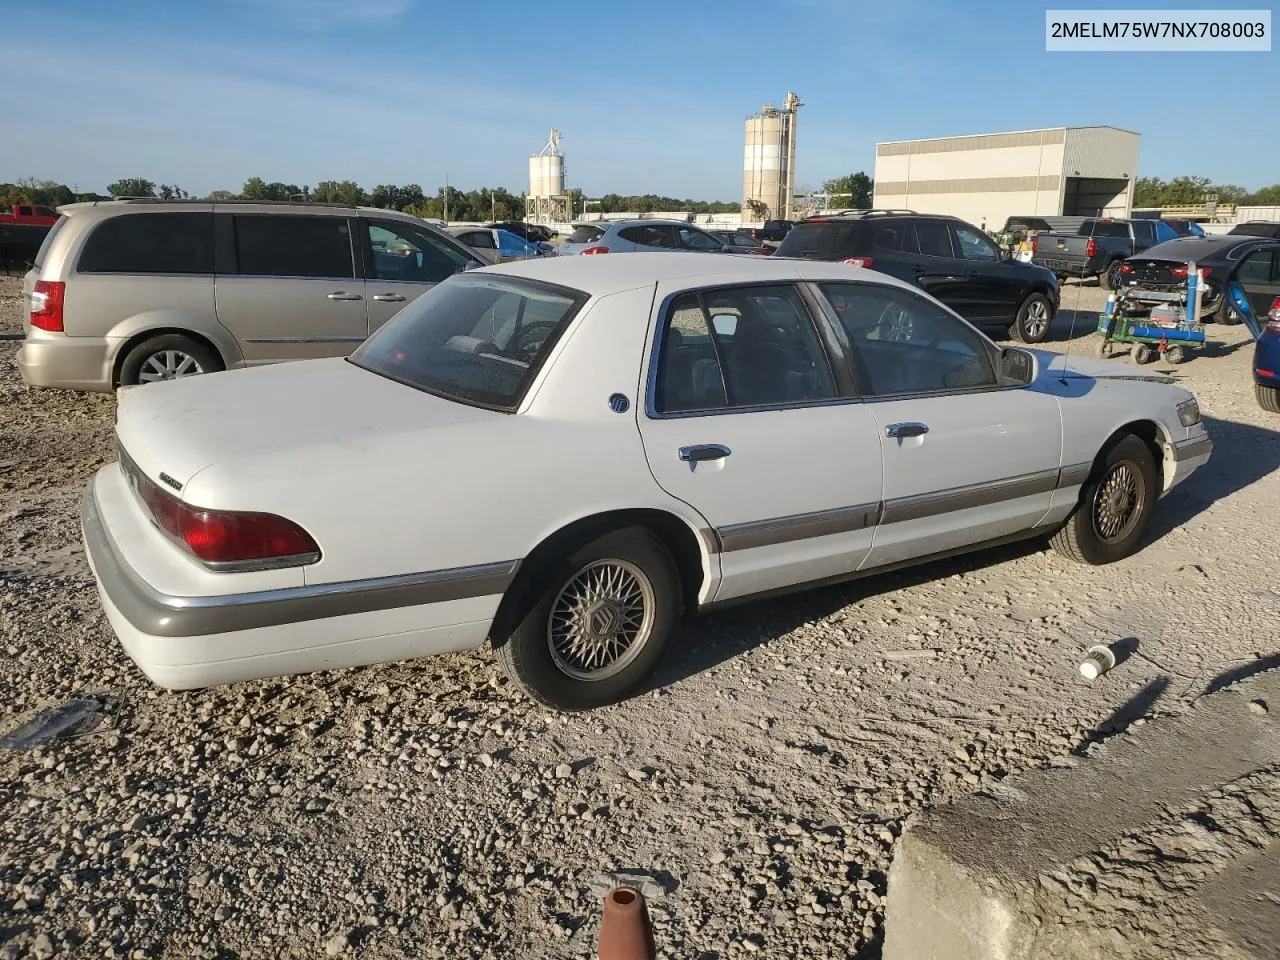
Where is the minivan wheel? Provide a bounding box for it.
[1009,293,1054,343]
[119,334,223,387]
[492,527,681,711]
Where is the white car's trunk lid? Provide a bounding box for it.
[115,358,500,494]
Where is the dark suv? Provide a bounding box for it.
[774,210,1061,343]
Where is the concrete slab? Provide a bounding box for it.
[883,670,1280,960]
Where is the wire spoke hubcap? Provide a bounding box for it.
[1093,462,1143,542]
[138,350,203,383]
[547,559,655,681]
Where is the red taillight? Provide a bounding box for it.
[1119,263,1133,274]
[1030,236,1038,253]
[581,246,610,255]
[1085,239,1097,258]
[1170,266,1188,279]
[128,459,318,568]
[30,280,65,332]
[842,257,874,268]
[1268,297,1280,331]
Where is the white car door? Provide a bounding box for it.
[638,282,884,602]
[814,281,1063,568]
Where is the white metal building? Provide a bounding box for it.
[873,126,1140,229]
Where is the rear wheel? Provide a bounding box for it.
[1164,344,1186,365]
[492,527,681,711]
[1051,435,1157,565]
[1215,295,1242,326]
[1099,259,1124,291]
[119,334,222,387]
[1131,343,1154,364]
[1009,292,1053,343]
[1258,383,1280,413]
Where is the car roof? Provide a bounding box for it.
[1138,235,1264,260]
[479,251,919,297]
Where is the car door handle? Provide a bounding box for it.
[371,294,406,302]
[327,291,364,301]
[679,444,732,463]
[886,422,929,439]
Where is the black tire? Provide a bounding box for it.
[1094,338,1111,359]
[1214,294,1242,326]
[1131,343,1153,364]
[1164,344,1186,365]
[1258,383,1280,414]
[1009,292,1054,343]
[492,527,681,711]
[118,334,223,387]
[1051,434,1157,565]
[1099,259,1124,291]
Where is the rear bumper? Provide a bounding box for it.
[81,474,511,689]
[16,333,114,391]
[1035,258,1092,276]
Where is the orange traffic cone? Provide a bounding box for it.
[598,886,656,960]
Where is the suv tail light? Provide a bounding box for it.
[581,246,610,255]
[1268,296,1280,332]
[123,451,319,570]
[1085,239,1098,258]
[842,257,874,268]
[30,280,65,332]
[1030,235,1038,253]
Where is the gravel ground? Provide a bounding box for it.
[1,274,1276,959]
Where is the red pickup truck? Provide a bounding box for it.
[0,203,60,269]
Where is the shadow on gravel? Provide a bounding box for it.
[1204,653,1280,696]
[648,538,1046,694]
[1073,674,1170,756]
[1144,415,1280,544]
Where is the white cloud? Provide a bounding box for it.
[224,0,417,28]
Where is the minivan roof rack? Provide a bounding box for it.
[805,208,918,220]
[112,198,360,208]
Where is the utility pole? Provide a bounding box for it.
[444,174,449,224]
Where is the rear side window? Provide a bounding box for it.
[78,213,214,274]
[233,214,354,279]
[568,225,604,244]
[33,216,69,269]
[873,226,903,252]
[1082,220,1129,238]
[1132,221,1155,243]
[913,221,954,258]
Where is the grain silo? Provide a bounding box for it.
[742,92,802,222]
[527,129,571,224]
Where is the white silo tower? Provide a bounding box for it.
[742,92,802,222]
[527,129,571,225]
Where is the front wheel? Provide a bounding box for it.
[492,527,681,711]
[1009,292,1054,343]
[1258,383,1280,413]
[1131,343,1154,364]
[1051,434,1157,565]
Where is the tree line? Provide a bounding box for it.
[1135,175,1280,208]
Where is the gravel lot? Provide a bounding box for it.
[1,274,1276,959]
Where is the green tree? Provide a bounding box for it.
[822,171,873,208]
[1245,183,1280,205]
[158,184,189,200]
[107,178,156,198]
[313,180,366,204]
[206,190,239,201]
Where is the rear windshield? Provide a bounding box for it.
[567,225,604,244]
[1079,220,1130,238]
[349,274,588,411]
[1229,222,1280,238]
[33,216,69,269]
[1139,237,1254,262]
[774,221,866,259]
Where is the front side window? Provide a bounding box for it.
[350,275,586,410]
[366,220,473,283]
[235,214,354,279]
[913,221,955,259]
[653,284,836,413]
[78,212,214,274]
[954,224,998,262]
[819,282,997,396]
[679,227,723,252]
[1236,249,1278,284]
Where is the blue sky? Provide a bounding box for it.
[1,0,1275,200]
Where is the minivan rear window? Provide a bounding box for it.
[78,212,214,275]
[350,274,588,411]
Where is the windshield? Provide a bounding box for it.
[349,274,588,411]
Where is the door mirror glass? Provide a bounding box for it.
[999,347,1035,385]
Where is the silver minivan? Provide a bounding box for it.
[17,200,484,391]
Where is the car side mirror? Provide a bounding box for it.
[999,346,1035,385]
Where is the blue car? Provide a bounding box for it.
[1225,242,1280,412]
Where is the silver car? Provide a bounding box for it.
[558,219,730,256]
[446,225,555,265]
[17,200,484,391]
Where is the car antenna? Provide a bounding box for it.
[1054,218,1102,385]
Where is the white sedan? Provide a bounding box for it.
[82,254,1212,710]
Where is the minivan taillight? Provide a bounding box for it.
[124,453,319,569]
[30,280,65,332]
[581,246,610,255]
[1085,239,1098,258]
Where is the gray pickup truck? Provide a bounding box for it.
[1031,218,1179,289]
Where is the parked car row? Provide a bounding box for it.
[1030,217,1179,290]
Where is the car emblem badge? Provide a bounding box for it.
[159,473,183,492]
[608,393,630,414]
